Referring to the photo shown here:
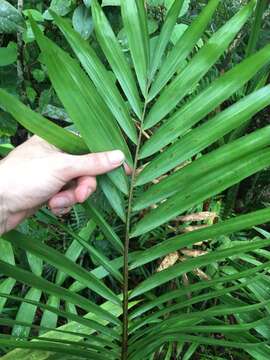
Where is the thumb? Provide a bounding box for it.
[59,150,125,181]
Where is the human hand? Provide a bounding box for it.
[0,136,126,234]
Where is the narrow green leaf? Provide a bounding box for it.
[245,0,268,56]
[130,208,270,268]
[99,176,126,222]
[130,238,270,298]
[0,278,16,312]
[141,83,270,160]
[130,260,270,319]
[52,11,138,144]
[39,210,123,283]
[0,260,120,325]
[0,320,118,354]
[149,0,185,81]
[84,201,124,253]
[56,220,96,286]
[134,125,270,211]
[145,0,256,128]
[0,293,120,341]
[69,251,141,294]
[91,0,142,118]
[12,252,43,338]
[12,288,42,338]
[132,149,270,236]
[138,44,270,184]
[0,89,88,155]
[31,19,131,194]
[131,279,255,334]
[1,299,142,360]
[167,319,270,335]
[40,296,59,335]
[149,0,220,99]
[120,0,149,96]
[0,338,111,359]
[3,231,121,306]
[0,238,15,312]
[131,333,267,360]
[40,220,96,333]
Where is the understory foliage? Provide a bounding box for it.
[1,0,270,359]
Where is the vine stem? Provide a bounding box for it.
[121,100,148,360]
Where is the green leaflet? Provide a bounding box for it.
[140,83,270,160]
[30,19,131,195]
[149,0,185,81]
[130,208,270,269]
[51,11,138,144]
[3,231,121,306]
[130,260,270,319]
[130,279,257,334]
[40,296,59,335]
[40,209,123,283]
[130,333,269,360]
[137,44,270,184]
[0,338,112,359]
[131,149,270,236]
[134,125,270,211]
[0,89,88,155]
[91,0,142,118]
[130,280,265,338]
[40,220,96,333]
[0,293,120,341]
[2,299,140,360]
[55,220,96,286]
[12,252,43,338]
[84,201,124,253]
[130,237,270,297]
[0,238,15,313]
[99,176,126,222]
[149,0,220,99]
[144,0,255,129]
[142,45,270,167]
[12,288,42,338]
[0,258,121,327]
[120,0,149,97]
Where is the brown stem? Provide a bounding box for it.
[121,100,148,360]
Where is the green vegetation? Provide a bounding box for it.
[1,0,270,359]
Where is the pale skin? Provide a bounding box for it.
[0,136,127,235]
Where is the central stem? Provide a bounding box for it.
[121,101,148,360]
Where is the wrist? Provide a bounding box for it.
[0,187,8,236]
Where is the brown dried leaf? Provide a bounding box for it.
[157,251,179,272]
[176,212,217,223]
[180,249,208,257]
[193,268,211,281]
[182,225,210,233]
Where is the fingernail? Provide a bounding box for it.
[108,150,125,165]
[53,207,71,216]
[52,197,70,208]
